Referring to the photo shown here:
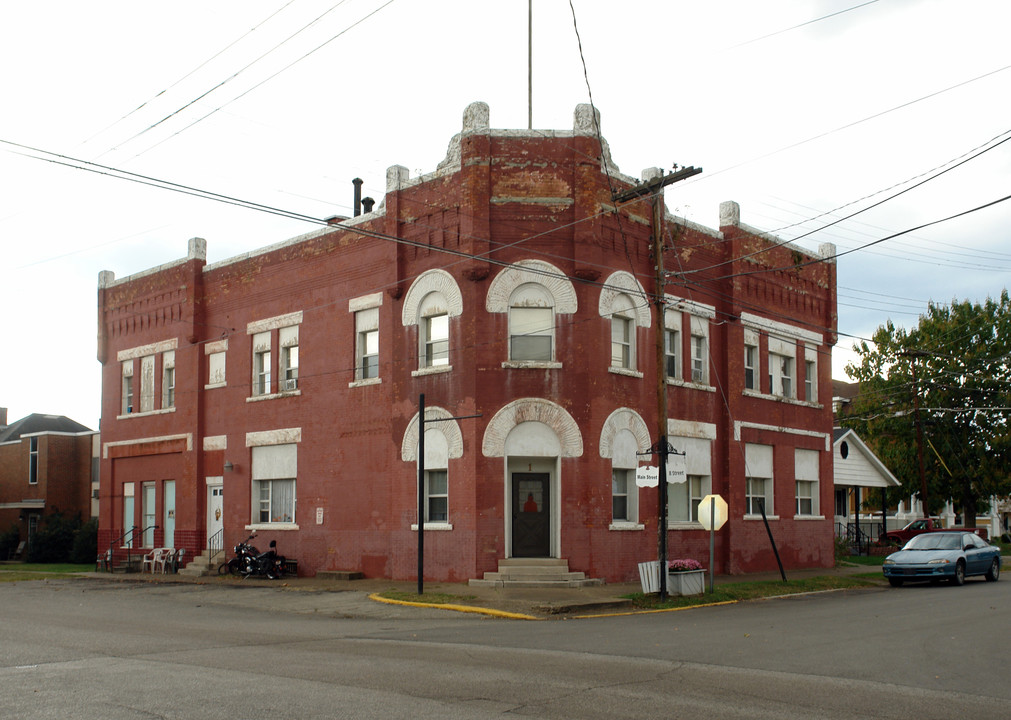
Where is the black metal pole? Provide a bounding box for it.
[417,393,425,595]
[658,439,668,601]
[759,500,787,582]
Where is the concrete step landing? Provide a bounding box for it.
[468,558,604,588]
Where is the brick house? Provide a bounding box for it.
[96,102,838,582]
[0,408,98,552]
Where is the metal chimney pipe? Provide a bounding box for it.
[352,178,363,217]
[361,197,375,213]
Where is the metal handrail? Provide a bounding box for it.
[208,528,224,562]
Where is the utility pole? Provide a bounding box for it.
[901,350,930,516]
[613,165,701,600]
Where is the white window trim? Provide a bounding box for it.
[205,339,228,390]
[246,429,301,530]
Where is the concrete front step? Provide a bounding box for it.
[468,558,604,588]
[178,549,224,577]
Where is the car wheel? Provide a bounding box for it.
[985,558,1000,582]
[888,577,903,587]
[950,560,965,586]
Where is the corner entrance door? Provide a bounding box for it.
[512,473,550,557]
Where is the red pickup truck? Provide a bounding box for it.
[882,518,989,545]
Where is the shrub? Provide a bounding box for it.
[0,524,20,559]
[70,518,98,564]
[27,512,81,563]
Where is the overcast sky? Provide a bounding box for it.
[2,0,1009,431]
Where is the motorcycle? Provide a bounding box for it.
[218,534,285,579]
[248,539,286,579]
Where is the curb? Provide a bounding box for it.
[368,593,541,620]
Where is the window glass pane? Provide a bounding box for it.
[428,470,448,495]
[511,307,552,336]
[511,335,552,362]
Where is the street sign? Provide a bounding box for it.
[698,494,728,531]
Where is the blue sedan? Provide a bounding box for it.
[882,531,1001,587]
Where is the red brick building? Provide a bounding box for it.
[96,103,837,582]
[0,409,97,551]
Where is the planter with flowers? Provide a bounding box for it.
[667,559,705,596]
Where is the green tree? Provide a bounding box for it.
[845,292,1011,522]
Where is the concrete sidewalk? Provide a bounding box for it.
[73,562,882,619]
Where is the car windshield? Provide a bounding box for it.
[905,533,961,551]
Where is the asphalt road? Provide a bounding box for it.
[1,574,1007,719]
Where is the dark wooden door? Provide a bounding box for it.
[512,473,550,557]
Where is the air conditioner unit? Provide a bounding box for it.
[283,378,298,391]
[92,489,100,499]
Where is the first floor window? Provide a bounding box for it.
[796,480,814,516]
[425,470,448,522]
[746,477,768,515]
[669,475,705,522]
[252,443,297,524]
[258,479,295,523]
[612,468,633,521]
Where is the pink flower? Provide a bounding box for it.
[667,558,703,571]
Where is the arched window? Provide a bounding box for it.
[599,271,649,377]
[402,269,463,374]
[509,283,555,362]
[486,260,576,368]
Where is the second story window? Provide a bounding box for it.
[509,283,555,363]
[423,314,449,367]
[122,361,134,414]
[744,331,759,391]
[162,350,175,408]
[29,436,38,484]
[252,332,271,396]
[665,305,682,381]
[356,308,379,380]
[691,334,706,383]
[280,326,299,391]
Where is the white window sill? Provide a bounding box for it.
[246,389,301,403]
[608,522,644,531]
[204,381,227,390]
[793,514,825,521]
[744,514,779,521]
[412,365,453,377]
[117,407,176,420]
[348,377,382,388]
[608,366,643,379]
[667,521,704,530]
[742,389,821,408]
[502,361,563,369]
[410,522,453,531]
[245,523,300,531]
[667,378,715,392]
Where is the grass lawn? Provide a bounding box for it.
[625,574,880,611]
[0,563,95,582]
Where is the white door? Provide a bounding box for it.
[163,481,175,548]
[207,484,223,546]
